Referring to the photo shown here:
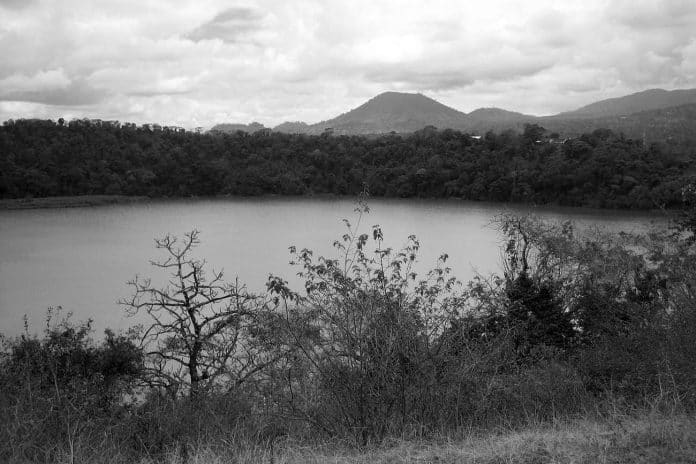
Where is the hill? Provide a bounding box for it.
[542,103,696,145]
[556,88,696,119]
[210,121,268,134]
[306,91,469,134]
[462,107,537,134]
[273,121,310,134]
[210,87,696,140]
[467,107,532,122]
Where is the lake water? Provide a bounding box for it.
[0,197,667,336]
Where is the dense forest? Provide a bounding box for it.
[1,118,694,209]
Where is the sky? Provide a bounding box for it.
[1,0,695,128]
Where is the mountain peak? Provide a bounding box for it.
[357,91,458,112]
[371,91,427,99]
[308,91,467,134]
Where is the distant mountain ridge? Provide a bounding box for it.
[557,88,696,119]
[273,121,310,134]
[210,87,696,141]
[210,121,268,133]
[467,107,530,121]
[542,103,696,143]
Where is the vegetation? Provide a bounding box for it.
[2,191,696,462]
[120,230,278,398]
[1,118,694,209]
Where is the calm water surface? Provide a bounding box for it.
[0,198,666,335]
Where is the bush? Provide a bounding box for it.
[267,197,464,441]
[0,309,142,463]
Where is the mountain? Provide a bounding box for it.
[306,91,469,134]
[463,107,536,133]
[556,88,696,119]
[542,103,696,145]
[211,87,696,141]
[210,121,268,134]
[467,107,532,122]
[273,121,310,134]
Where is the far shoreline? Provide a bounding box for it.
[0,193,672,216]
[0,195,150,210]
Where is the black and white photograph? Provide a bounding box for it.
[1,1,696,462]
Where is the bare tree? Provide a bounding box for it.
[121,230,270,398]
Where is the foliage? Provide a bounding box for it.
[1,308,142,399]
[266,195,465,440]
[1,118,692,209]
[0,309,142,463]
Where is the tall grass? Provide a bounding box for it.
[6,408,694,463]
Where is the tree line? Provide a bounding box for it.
[2,194,696,461]
[1,118,693,209]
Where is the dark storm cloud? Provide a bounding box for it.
[0,79,108,106]
[186,7,265,43]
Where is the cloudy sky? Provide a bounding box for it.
[1,0,695,128]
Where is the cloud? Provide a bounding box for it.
[0,0,695,126]
[0,69,71,93]
[676,40,696,82]
[186,6,265,44]
[364,54,554,91]
[87,63,206,98]
[607,0,696,29]
[0,77,107,106]
[0,69,107,106]
[0,0,36,10]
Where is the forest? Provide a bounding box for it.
[1,118,693,209]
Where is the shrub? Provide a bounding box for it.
[267,196,463,441]
[0,309,142,463]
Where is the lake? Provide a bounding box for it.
[0,197,667,336]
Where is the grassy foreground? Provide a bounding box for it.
[61,411,693,464]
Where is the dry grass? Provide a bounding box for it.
[96,411,696,464]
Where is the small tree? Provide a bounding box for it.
[122,230,270,398]
[494,214,661,350]
[498,215,575,351]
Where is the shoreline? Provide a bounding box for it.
[0,193,670,215]
[0,195,150,210]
